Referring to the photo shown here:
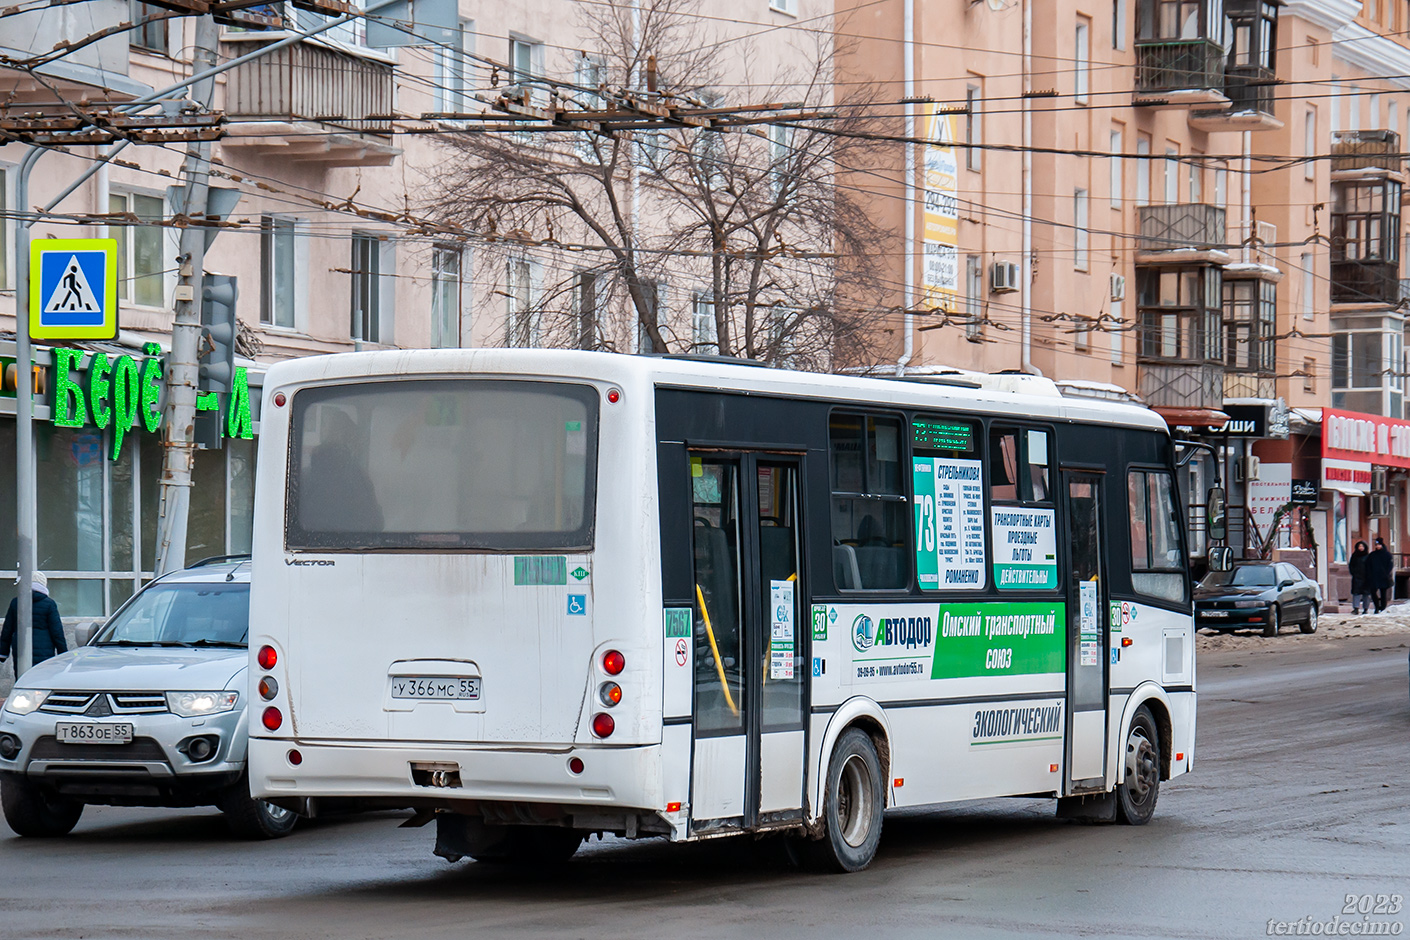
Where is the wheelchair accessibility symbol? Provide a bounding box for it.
[567,594,587,616]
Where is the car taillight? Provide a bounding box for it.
[258,645,278,670]
[599,682,622,707]
[602,650,625,675]
[591,713,615,738]
[262,706,283,731]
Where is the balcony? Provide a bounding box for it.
[1137,362,1225,411]
[1224,372,1276,399]
[218,37,399,167]
[0,0,149,103]
[1331,261,1401,306]
[1188,69,1281,131]
[1331,130,1403,176]
[1137,204,1228,263]
[1134,39,1228,106]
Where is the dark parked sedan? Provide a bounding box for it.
[1194,562,1321,637]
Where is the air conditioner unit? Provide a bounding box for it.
[990,261,1020,294]
[1369,493,1391,517]
[1372,467,1388,492]
[1235,455,1261,482]
[1109,273,1126,302]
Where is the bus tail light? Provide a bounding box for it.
[258,645,278,669]
[602,650,625,675]
[262,706,283,731]
[599,682,622,707]
[258,677,279,700]
[568,757,584,775]
[591,713,615,738]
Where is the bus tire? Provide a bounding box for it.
[1,774,82,837]
[1262,605,1280,637]
[1115,706,1160,826]
[805,727,883,873]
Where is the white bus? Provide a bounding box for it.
[248,350,1197,871]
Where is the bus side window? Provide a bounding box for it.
[829,412,908,590]
[1128,468,1188,604]
[989,427,1051,504]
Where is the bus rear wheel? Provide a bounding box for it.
[804,727,883,873]
[1115,706,1160,826]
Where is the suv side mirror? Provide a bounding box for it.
[1207,487,1227,542]
[74,621,102,647]
[1207,545,1234,572]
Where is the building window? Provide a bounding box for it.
[1300,252,1314,320]
[769,0,797,13]
[1110,128,1123,208]
[1189,156,1202,203]
[1391,100,1401,139]
[1349,85,1362,129]
[965,255,983,339]
[1304,108,1317,180]
[989,427,1051,503]
[434,20,474,113]
[1110,297,1125,364]
[1214,160,1227,208]
[0,166,8,290]
[965,84,983,171]
[1331,330,1402,397]
[828,413,907,590]
[1075,315,1092,350]
[575,55,607,161]
[1223,278,1276,374]
[110,191,165,308]
[1331,180,1402,262]
[350,234,386,344]
[1074,188,1089,271]
[431,245,462,348]
[576,271,599,350]
[129,0,167,53]
[1164,146,1179,204]
[1113,0,1128,50]
[1075,20,1090,104]
[1303,357,1316,393]
[1136,136,1151,204]
[506,257,538,347]
[769,124,792,197]
[510,36,545,107]
[1137,265,1223,362]
[260,216,297,329]
[1135,0,1217,41]
[692,294,719,354]
[1370,93,1382,129]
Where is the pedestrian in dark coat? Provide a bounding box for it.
[1369,538,1396,613]
[1349,541,1372,614]
[0,572,67,671]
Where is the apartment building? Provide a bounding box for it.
[0,0,834,618]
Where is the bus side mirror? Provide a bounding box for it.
[1208,545,1234,572]
[1207,487,1227,542]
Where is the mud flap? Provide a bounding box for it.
[1056,792,1118,822]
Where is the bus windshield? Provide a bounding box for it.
[285,380,598,551]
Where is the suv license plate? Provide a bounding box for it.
[55,721,134,744]
[390,677,481,701]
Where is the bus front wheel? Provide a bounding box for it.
[1115,706,1160,826]
[805,727,884,872]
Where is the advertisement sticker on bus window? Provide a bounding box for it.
[1079,581,1098,637]
[912,457,986,590]
[990,507,1058,590]
[931,602,1065,679]
[770,580,795,680]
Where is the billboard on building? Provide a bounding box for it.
[921,105,959,311]
[1323,408,1410,470]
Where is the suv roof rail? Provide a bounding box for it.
[188,553,253,568]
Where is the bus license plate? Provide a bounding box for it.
[390,677,481,701]
[56,721,134,744]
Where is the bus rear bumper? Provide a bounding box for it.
[248,737,664,814]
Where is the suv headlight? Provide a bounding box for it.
[166,691,239,718]
[3,689,49,715]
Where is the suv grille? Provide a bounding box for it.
[29,736,167,762]
[38,693,169,716]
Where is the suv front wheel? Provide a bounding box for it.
[1,774,83,837]
[218,772,297,839]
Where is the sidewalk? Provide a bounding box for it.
[1197,604,1410,652]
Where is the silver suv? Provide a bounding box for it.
[0,557,295,839]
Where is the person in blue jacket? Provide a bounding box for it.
[1,571,68,671]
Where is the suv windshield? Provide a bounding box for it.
[1199,565,1276,589]
[97,582,249,647]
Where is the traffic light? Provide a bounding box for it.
[199,275,238,396]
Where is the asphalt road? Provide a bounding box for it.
[2,634,1406,940]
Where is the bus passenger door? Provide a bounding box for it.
[688,455,806,832]
[1063,472,1108,791]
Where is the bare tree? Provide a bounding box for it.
[427,0,896,369]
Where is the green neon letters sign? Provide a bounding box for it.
[49,347,253,460]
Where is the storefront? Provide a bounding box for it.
[1,340,262,619]
[1320,407,1410,605]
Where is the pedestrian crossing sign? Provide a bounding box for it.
[30,239,119,340]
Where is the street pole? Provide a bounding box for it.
[12,145,45,678]
[153,13,219,576]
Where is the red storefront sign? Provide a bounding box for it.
[1322,408,1410,470]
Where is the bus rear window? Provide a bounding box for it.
[286,380,598,551]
